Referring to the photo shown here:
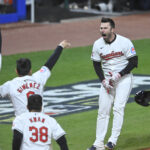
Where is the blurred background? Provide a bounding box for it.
[0,0,150,24]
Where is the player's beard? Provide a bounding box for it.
[102,33,112,43]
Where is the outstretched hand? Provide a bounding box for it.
[59,40,71,49]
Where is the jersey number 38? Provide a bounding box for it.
[29,126,48,143]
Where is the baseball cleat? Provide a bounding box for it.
[87,145,105,150]
[105,142,115,150]
[87,145,96,150]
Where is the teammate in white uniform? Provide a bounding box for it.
[0,29,2,71]
[0,40,71,116]
[12,94,69,150]
[88,18,138,150]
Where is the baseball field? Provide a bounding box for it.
[0,38,150,150]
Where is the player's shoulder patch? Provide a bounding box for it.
[40,66,47,73]
[130,47,136,54]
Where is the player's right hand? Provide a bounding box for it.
[59,40,71,48]
[102,79,113,93]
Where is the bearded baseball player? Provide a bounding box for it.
[87,17,138,150]
[0,40,71,116]
[12,94,69,150]
[0,29,2,71]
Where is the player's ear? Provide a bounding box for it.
[29,69,32,75]
[40,107,42,112]
[111,27,114,33]
[15,69,19,76]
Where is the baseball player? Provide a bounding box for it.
[12,94,69,150]
[87,17,138,150]
[0,40,71,116]
[0,29,2,71]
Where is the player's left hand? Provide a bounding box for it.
[110,72,121,83]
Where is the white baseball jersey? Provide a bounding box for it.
[0,66,50,116]
[12,112,66,150]
[91,34,136,76]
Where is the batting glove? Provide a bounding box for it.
[110,72,121,83]
[102,79,113,93]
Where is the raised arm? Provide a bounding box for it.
[44,40,71,70]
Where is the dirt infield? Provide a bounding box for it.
[0,12,150,55]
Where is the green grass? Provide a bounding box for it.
[55,103,150,150]
[0,39,150,150]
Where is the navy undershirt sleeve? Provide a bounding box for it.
[12,129,23,150]
[56,135,69,150]
[93,61,105,82]
[44,46,63,70]
[119,56,138,76]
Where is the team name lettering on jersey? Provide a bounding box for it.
[29,117,45,123]
[100,51,124,60]
[17,82,41,93]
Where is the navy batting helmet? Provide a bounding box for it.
[135,90,150,107]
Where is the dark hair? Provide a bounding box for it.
[16,58,31,76]
[28,94,42,112]
[101,17,115,28]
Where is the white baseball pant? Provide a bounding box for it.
[93,73,133,147]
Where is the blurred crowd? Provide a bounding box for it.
[36,0,150,11]
[0,0,150,14]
